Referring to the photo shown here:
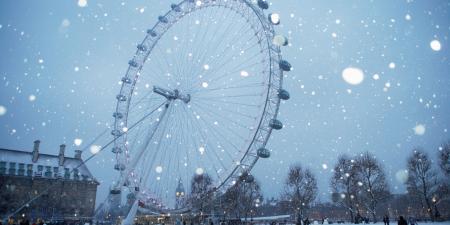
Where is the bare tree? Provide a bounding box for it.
[435,141,450,215]
[331,154,359,223]
[406,149,439,221]
[223,176,262,220]
[438,141,450,177]
[354,152,390,223]
[190,173,213,213]
[282,164,318,223]
[222,185,240,218]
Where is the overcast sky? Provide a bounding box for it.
[0,0,449,206]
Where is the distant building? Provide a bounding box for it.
[0,140,99,222]
[175,179,186,209]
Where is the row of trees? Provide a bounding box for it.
[186,166,318,221]
[330,142,450,223]
[186,141,450,222]
[282,142,450,223]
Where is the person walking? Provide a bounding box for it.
[8,217,14,225]
[303,218,310,225]
[383,215,390,225]
[397,216,407,225]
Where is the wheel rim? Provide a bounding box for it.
[111,0,285,212]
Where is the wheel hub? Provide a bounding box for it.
[153,86,191,103]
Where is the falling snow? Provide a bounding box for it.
[28,95,36,102]
[0,105,6,116]
[77,0,87,8]
[413,124,426,136]
[430,39,442,51]
[342,67,364,85]
[90,145,101,154]
[74,138,83,146]
[0,0,448,213]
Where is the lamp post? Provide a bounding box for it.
[432,197,440,219]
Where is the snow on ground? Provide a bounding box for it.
[279,223,450,225]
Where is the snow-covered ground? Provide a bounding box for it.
[286,223,450,225]
[337,223,450,225]
[246,215,450,225]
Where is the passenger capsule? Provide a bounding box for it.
[112,112,123,119]
[240,171,249,180]
[279,60,292,71]
[273,35,288,46]
[257,0,269,10]
[122,77,132,84]
[147,29,157,37]
[278,89,290,100]
[269,119,283,130]
[257,147,271,158]
[239,171,254,183]
[111,129,123,137]
[116,94,127,102]
[171,4,181,12]
[158,16,168,23]
[111,147,123,154]
[137,44,147,51]
[128,60,139,68]
[244,174,254,183]
[268,13,280,25]
[114,163,126,171]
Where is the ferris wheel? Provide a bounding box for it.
[103,0,291,220]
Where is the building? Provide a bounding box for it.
[175,179,186,209]
[0,140,99,222]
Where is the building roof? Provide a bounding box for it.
[0,147,95,181]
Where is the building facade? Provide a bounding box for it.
[0,140,99,221]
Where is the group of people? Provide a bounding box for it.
[2,218,46,225]
[354,213,369,224]
[2,218,87,225]
[365,214,419,225]
[0,215,427,225]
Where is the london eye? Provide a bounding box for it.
[99,0,291,222]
